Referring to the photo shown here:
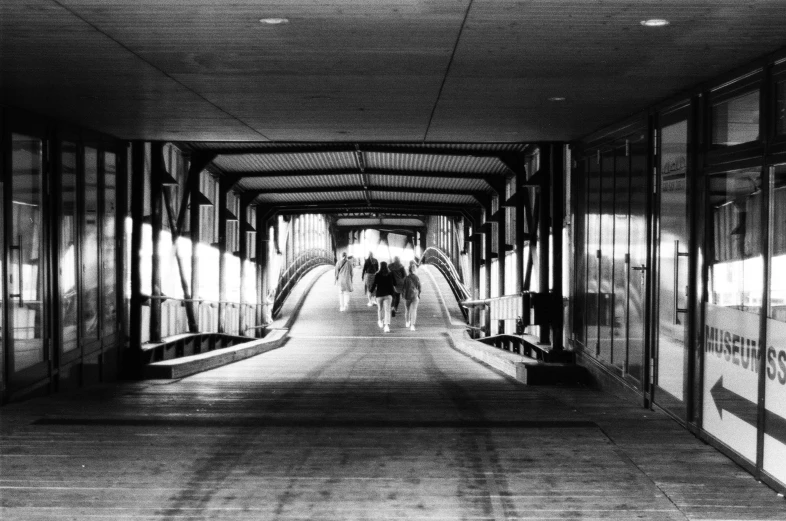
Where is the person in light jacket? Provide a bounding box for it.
[402,261,422,331]
[370,262,394,333]
[335,252,354,311]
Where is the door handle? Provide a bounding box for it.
[674,239,689,324]
[9,234,24,307]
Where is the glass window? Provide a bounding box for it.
[763,164,786,487]
[103,152,117,336]
[712,90,760,146]
[703,167,763,464]
[82,147,100,340]
[10,134,45,371]
[61,142,79,353]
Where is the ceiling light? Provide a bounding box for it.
[260,17,289,24]
[548,96,566,102]
[640,19,669,27]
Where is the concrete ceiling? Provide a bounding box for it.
[3,0,786,143]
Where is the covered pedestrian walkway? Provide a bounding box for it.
[2,267,784,520]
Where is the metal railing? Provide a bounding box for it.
[421,247,470,319]
[272,248,334,317]
[144,295,267,340]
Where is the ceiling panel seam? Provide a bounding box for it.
[49,0,270,140]
[422,0,475,143]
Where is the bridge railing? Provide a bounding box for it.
[421,247,470,319]
[142,296,266,342]
[272,248,334,317]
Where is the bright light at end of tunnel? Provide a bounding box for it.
[640,19,670,27]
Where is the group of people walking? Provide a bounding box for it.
[335,251,421,333]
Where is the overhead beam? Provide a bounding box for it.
[243,185,489,197]
[232,168,505,182]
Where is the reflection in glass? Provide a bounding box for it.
[657,118,689,403]
[708,169,763,313]
[763,164,786,487]
[82,148,99,340]
[612,147,630,370]
[103,152,117,336]
[11,134,45,371]
[712,90,760,146]
[703,167,763,464]
[61,142,79,353]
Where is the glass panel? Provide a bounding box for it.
[628,136,648,383]
[10,134,45,371]
[613,145,630,371]
[82,147,99,340]
[703,167,762,464]
[61,142,79,353]
[657,118,689,406]
[585,158,600,351]
[103,152,117,336]
[776,81,786,136]
[763,164,786,486]
[712,89,760,146]
[599,153,614,363]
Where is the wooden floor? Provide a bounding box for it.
[2,266,785,520]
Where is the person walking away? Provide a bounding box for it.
[388,256,406,317]
[361,252,379,307]
[370,261,394,333]
[335,252,354,311]
[402,262,422,331]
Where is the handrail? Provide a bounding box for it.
[272,248,333,317]
[421,247,470,319]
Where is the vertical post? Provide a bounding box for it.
[129,141,145,376]
[515,155,526,294]
[471,214,482,333]
[149,142,163,343]
[256,208,269,337]
[238,197,249,337]
[497,202,506,298]
[217,175,229,334]
[190,168,201,332]
[484,218,492,336]
[551,144,565,351]
[538,144,552,345]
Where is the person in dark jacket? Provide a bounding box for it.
[361,252,379,307]
[402,261,422,331]
[370,261,395,333]
[388,256,407,317]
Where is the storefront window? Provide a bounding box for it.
[763,164,786,487]
[102,152,117,336]
[82,148,100,340]
[712,90,760,147]
[703,167,763,463]
[61,142,79,353]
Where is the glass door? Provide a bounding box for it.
[7,132,48,387]
[654,110,690,420]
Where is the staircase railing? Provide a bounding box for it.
[272,248,334,317]
[421,247,470,319]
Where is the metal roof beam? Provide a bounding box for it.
[242,185,488,197]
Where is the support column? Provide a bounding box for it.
[497,203,506,298]
[538,144,552,345]
[515,155,527,294]
[129,141,145,376]
[238,197,250,337]
[255,207,268,337]
[149,142,163,343]
[217,175,229,334]
[551,144,565,351]
[470,213,483,334]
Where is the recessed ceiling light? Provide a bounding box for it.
[640,19,669,27]
[260,17,289,24]
[548,96,566,102]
